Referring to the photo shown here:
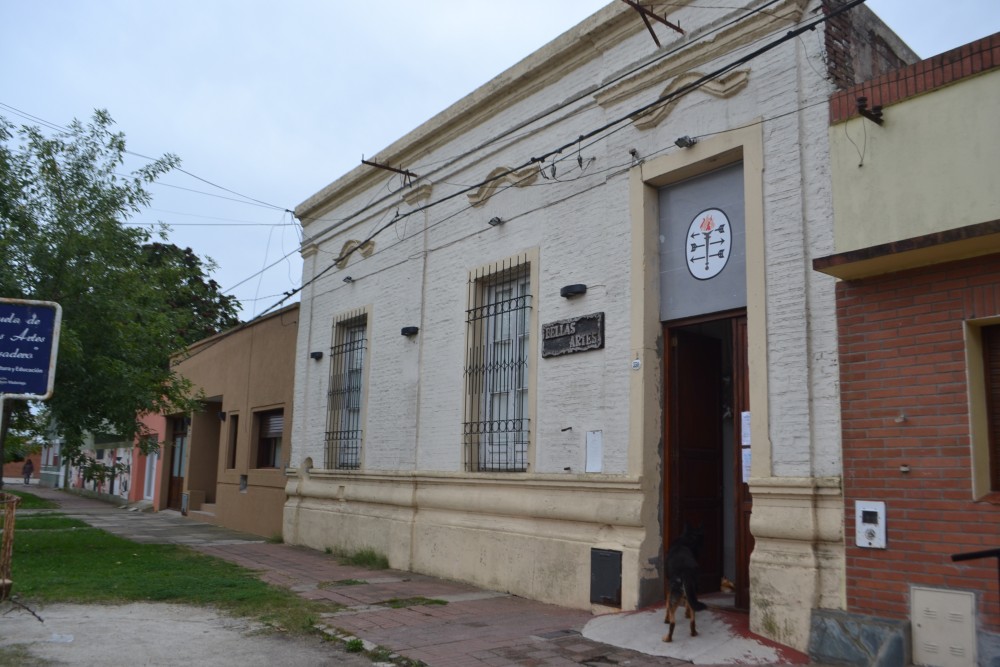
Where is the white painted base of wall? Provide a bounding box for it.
[283,468,658,611]
[749,476,845,651]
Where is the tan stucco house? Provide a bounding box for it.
[157,303,298,538]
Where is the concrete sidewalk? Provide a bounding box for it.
[4,481,810,666]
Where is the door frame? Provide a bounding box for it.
[663,308,752,610]
[167,419,187,511]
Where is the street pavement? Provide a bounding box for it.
[2,480,810,666]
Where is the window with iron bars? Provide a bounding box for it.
[326,313,367,469]
[463,256,532,472]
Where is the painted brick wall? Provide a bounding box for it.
[289,1,857,481]
[838,254,1000,630]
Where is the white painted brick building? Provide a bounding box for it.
[285,0,914,651]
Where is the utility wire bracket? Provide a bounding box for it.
[620,0,684,47]
[361,156,419,186]
[856,97,884,125]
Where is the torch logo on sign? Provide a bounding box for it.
[686,208,732,280]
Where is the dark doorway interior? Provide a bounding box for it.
[167,418,187,511]
[665,312,752,610]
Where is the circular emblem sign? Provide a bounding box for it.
[685,208,732,280]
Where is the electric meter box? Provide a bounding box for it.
[855,500,887,549]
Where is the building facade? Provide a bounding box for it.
[62,432,132,501]
[814,33,1000,667]
[286,0,913,651]
[155,304,298,538]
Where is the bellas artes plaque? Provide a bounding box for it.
[541,312,604,358]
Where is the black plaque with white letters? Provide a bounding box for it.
[541,312,604,358]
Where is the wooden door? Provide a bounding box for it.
[667,329,723,594]
[732,315,754,610]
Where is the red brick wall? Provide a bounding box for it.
[830,32,1000,123]
[2,453,41,481]
[838,253,1000,630]
[822,0,913,92]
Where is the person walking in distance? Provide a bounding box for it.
[22,459,34,485]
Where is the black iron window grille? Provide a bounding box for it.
[326,314,367,469]
[463,256,532,472]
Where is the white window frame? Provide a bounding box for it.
[463,253,537,472]
[326,309,369,470]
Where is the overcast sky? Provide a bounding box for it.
[3,1,997,319]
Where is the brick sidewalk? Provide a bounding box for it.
[200,541,686,666]
[11,483,804,666]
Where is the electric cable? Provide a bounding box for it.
[297,0,866,281]
[174,0,870,363]
[295,0,791,232]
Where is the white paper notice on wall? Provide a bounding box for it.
[741,447,752,481]
[741,411,751,446]
[586,430,603,473]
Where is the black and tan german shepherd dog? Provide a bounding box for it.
[662,524,706,642]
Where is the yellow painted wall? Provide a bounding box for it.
[830,69,1000,252]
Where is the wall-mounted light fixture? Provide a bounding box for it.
[487,216,504,227]
[560,284,588,298]
[343,276,354,284]
[401,326,419,337]
[217,411,227,422]
[674,135,698,148]
[310,351,324,360]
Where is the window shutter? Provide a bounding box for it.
[261,411,284,438]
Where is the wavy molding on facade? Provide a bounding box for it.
[335,239,375,269]
[466,165,540,207]
[402,183,433,206]
[594,0,806,110]
[632,70,750,129]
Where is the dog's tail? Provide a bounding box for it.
[680,576,698,605]
[683,575,701,609]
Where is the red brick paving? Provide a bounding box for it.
[19,485,806,667]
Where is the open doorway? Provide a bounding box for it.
[664,311,752,610]
[167,417,188,511]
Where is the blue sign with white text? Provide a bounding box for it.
[0,299,62,399]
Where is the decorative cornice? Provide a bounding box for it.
[295,3,632,223]
[299,243,319,259]
[335,239,375,269]
[595,0,806,110]
[466,165,541,207]
[632,70,750,129]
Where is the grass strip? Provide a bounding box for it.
[1,490,58,510]
[379,597,447,609]
[318,579,368,588]
[331,547,389,570]
[10,521,339,634]
[14,515,90,530]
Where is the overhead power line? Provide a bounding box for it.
[289,0,866,298]
[0,101,294,215]
[295,0,789,234]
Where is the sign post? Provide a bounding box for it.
[0,298,62,490]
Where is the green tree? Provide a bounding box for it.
[0,402,37,463]
[141,242,240,344]
[0,110,240,465]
